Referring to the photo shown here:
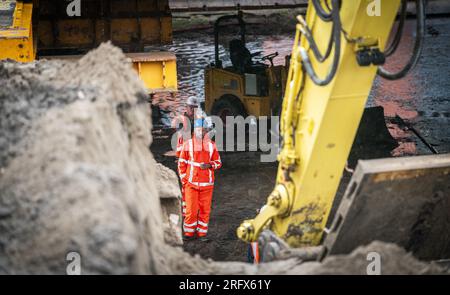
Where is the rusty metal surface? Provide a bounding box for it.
[322,154,450,260]
[127,51,177,62]
[42,52,177,62]
[36,0,172,55]
[170,0,307,12]
[40,51,178,93]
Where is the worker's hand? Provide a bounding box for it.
[200,163,212,170]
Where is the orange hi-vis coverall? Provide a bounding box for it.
[178,136,222,237]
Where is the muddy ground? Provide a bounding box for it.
[152,108,399,262]
[153,141,278,261]
[151,13,450,262]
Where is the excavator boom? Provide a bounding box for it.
[237,0,449,259]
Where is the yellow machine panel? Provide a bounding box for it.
[0,0,35,62]
[41,52,178,94]
[205,68,244,110]
[130,52,178,93]
[204,13,287,119]
[205,68,273,118]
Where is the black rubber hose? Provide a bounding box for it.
[312,0,332,22]
[378,0,425,80]
[300,0,341,86]
[385,0,408,57]
[301,19,335,63]
[323,0,332,12]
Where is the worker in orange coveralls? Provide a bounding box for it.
[177,117,221,242]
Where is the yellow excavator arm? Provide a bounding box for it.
[237,0,426,248]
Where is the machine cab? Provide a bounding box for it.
[204,12,287,120]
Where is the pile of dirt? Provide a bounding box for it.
[155,162,183,247]
[0,43,445,275]
[292,241,445,275]
[0,43,168,274]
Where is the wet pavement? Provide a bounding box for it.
[369,18,450,155]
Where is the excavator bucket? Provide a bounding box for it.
[321,154,450,261]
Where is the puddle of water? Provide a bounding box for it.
[150,18,450,155]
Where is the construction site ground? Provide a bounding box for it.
[0,38,447,276]
[1,5,449,275]
[151,15,450,262]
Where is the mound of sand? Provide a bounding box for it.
[0,43,445,275]
[0,43,165,274]
[290,241,444,275]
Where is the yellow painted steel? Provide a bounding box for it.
[37,0,172,51]
[0,1,35,62]
[129,52,178,93]
[40,52,178,94]
[205,68,272,117]
[204,66,286,117]
[237,0,401,247]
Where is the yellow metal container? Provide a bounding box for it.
[129,52,178,93]
[40,52,178,94]
[0,0,35,62]
[36,0,172,53]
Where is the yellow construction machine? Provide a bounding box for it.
[0,0,177,94]
[204,12,288,120]
[237,0,450,262]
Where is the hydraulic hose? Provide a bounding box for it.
[312,0,332,22]
[323,0,332,12]
[378,0,425,80]
[300,0,341,86]
[298,15,335,63]
[384,0,408,57]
